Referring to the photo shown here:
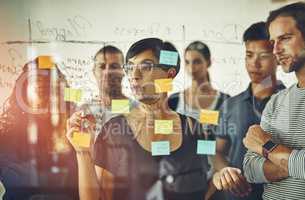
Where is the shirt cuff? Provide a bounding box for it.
[257,156,269,183]
[288,149,305,179]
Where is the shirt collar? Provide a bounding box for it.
[240,80,286,101]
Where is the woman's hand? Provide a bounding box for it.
[66,111,96,152]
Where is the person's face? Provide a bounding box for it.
[94,52,124,96]
[184,50,210,80]
[126,49,171,104]
[269,16,305,73]
[245,40,277,84]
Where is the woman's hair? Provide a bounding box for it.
[0,57,71,159]
[185,41,211,82]
[125,38,181,76]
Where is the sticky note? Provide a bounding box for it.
[72,132,91,148]
[154,78,173,93]
[197,140,216,155]
[154,120,173,134]
[159,50,179,66]
[151,141,170,156]
[38,56,54,69]
[0,180,5,199]
[64,88,82,103]
[111,99,130,113]
[199,109,219,125]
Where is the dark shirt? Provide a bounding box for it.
[215,82,286,200]
[93,114,209,200]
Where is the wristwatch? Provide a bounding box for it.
[262,140,278,159]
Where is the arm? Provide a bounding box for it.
[213,138,230,171]
[76,152,103,200]
[67,111,113,200]
[243,126,289,183]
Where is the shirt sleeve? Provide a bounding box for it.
[288,149,305,179]
[215,100,230,139]
[243,150,269,183]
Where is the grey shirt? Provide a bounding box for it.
[243,84,305,200]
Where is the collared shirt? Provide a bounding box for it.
[216,81,285,200]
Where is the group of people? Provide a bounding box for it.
[1,2,305,200]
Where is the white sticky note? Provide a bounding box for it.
[197,140,216,155]
[111,99,130,113]
[151,141,170,156]
[154,120,173,134]
[64,88,82,103]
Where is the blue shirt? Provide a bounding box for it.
[215,82,285,200]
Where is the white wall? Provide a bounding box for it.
[0,0,298,108]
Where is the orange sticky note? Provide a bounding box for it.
[154,78,173,93]
[200,109,219,125]
[38,56,54,69]
[72,132,91,148]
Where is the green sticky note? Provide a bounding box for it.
[159,50,179,66]
[197,140,216,155]
[111,99,130,113]
[151,141,170,156]
[154,120,173,134]
[64,88,82,103]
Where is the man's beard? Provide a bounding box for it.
[290,49,305,72]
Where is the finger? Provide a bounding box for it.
[232,172,251,195]
[66,127,80,139]
[213,173,223,190]
[224,170,243,195]
[220,172,229,190]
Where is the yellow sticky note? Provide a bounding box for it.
[154,78,173,93]
[38,56,54,69]
[154,120,173,134]
[64,88,82,103]
[72,132,91,148]
[200,109,219,125]
[111,99,130,113]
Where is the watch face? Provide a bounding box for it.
[263,140,276,150]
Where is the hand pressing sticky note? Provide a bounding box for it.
[154,78,173,93]
[0,180,5,200]
[159,50,179,66]
[111,99,130,113]
[64,88,82,103]
[151,141,170,156]
[72,132,91,148]
[200,109,219,125]
[197,140,216,155]
[38,56,54,69]
[154,120,173,134]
